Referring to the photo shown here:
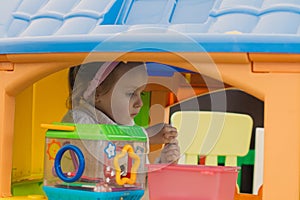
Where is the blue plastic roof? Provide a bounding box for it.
[1,0,300,54]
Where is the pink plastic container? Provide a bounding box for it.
[147,164,239,200]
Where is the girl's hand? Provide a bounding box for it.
[146,123,178,144]
[159,139,180,164]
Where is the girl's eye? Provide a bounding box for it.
[126,92,134,97]
[127,90,145,97]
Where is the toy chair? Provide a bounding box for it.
[171,111,253,166]
[171,111,262,200]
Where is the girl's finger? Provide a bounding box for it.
[162,144,180,152]
[165,130,178,137]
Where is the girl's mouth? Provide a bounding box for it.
[131,113,138,117]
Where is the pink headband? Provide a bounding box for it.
[83,61,120,100]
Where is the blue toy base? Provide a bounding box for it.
[43,186,144,200]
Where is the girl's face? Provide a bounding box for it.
[95,63,148,125]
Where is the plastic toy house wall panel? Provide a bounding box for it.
[12,69,69,190]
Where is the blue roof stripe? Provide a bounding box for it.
[1,34,300,53]
[31,12,64,20]
[12,12,31,21]
[211,5,300,17]
[210,7,261,16]
[261,5,300,15]
[65,11,103,19]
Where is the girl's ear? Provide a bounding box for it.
[95,92,101,104]
[94,85,101,102]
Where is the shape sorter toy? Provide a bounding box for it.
[42,123,147,200]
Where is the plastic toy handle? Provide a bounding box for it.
[114,144,140,185]
[54,144,85,183]
[41,123,75,131]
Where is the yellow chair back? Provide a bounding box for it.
[171,111,253,166]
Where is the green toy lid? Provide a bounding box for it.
[45,123,147,142]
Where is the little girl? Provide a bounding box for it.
[62,61,180,164]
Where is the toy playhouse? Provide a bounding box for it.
[1,0,300,200]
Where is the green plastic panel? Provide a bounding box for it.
[46,124,147,142]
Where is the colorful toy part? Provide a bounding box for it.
[43,123,147,200]
[171,111,253,166]
[114,144,140,185]
[147,164,239,200]
[170,111,263,199]
[167,88,264,193]
[41,124,76,131]
[0,195,46,200]
[54,144,85,183]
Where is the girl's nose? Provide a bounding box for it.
[134,95,143,108]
